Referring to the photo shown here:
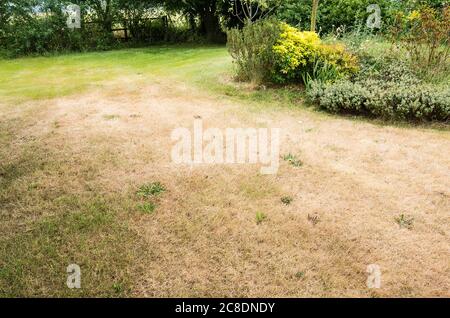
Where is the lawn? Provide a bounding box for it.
[0,45,449,297]
[0,45,229,101]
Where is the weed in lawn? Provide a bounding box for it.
[295,271,305,279]
[281,196,293,205]
[112,282,124,294]
[138,202,156,215]
[256,211,267,225]
[283,153,303,167]
[103,114,120,121]
[395,214,414,230]
[308,214,320,226]
[137,182,166,198]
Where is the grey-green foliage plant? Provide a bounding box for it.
[307,59,450,121]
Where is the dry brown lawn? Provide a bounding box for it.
[1,50,449,297]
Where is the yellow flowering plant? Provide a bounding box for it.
[272,23,359,84]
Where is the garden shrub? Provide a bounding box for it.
[1,3,119,57]
[227,19,282,83]
[389,5,450,81]
[308,60,450,121]
[272,23,359,84]
[227,21,359,84]
[272,25,321,82]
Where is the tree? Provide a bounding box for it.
[81,0,117,32]
[117,0,162,40]
[0,2,10,35]
[230,0,279,24]
[310,0,319,31]
[164,0,223,42]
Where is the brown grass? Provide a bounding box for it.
[1,74,449,297]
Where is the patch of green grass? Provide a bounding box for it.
[0,45,308,117]
[137,182,166,198]
[112,282,124,294]
[283,153,303,167]
[0,196,143,297]
[137,202,156,215]
[0,45,230,103]
[256,211,267,225]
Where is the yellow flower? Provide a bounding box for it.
[407,10,421,21]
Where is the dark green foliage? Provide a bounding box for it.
[0,0,177,56]
[164,0,225,42]
[275,0,448,34]
[0,0,119,56]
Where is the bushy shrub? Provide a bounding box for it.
[227,20,359,84]
[272,23,359,84]
[389,5,449,81]
[308,60,450,121]
[1,3,119,57]
[227,19,282,83]
[4,20,117,57]
[272,26,321,82]
[317,43,360,76]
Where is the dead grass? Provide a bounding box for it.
[0,105,147,297]
[0,50,449,297]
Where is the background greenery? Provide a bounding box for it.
[1,0,448,57]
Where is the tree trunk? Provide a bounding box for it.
[311,0,319,32]
[199,8,223,43]
[187,13,196,32]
